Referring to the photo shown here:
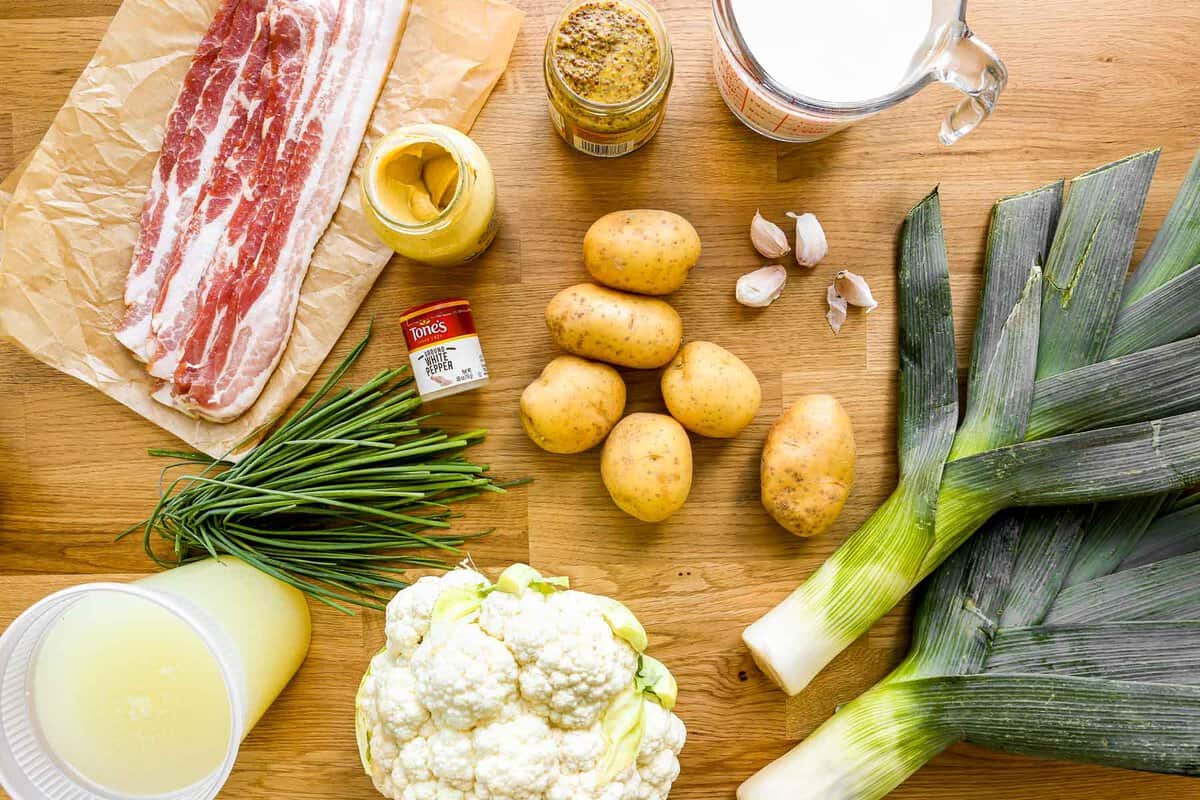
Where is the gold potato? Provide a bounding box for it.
[545,283,683,369]
[661,341,761,438]
[520,356,626,454]
[761,395,856,538]
[583,210,701,295]
[601,413,693,522]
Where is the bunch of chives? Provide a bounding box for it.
[123,331,521,612]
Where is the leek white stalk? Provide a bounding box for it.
[737,682,952,800]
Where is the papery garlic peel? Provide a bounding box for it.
[826,284,847,333]
[751,211,790,259]
[737,265,788,307]
[786,212,827,267]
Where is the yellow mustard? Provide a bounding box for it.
[360,124,498,267]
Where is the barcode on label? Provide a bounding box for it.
[573,135,636,158]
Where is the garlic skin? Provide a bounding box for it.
[751,210,790,259]
[834,270,878,312]
[826,284,848,333]
[736,265,788,308]
[787,212,827,267]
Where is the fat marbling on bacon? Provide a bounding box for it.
[118,0,407,422]
[117,0,269,361]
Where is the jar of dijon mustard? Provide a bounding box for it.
[544,0,674,158]
[360,124,498,267]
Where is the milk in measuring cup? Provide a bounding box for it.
[713,0,1006,143]
[730,0,932,103]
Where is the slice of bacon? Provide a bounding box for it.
[116,0,267,360]
[159,0,406,421]
[145,0,324,381]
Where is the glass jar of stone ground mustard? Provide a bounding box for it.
[544,0,674,158]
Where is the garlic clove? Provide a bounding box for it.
[826,284,848,334]
[736,265,788,308]
[786,212,828,267]
[833,270,878,312]
[750,210,790,259]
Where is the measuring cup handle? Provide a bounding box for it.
[932,22,1008,145]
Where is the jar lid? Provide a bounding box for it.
[399,298,471,323]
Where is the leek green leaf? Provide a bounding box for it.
[1106,264,1200,358]
[1028,336,1200,439]
[1037,150,1159,379]
[1117,503,1200,569]
[1122,149,1200,305]
[986,621,1200,684]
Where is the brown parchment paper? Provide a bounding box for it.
[0,0,523,458]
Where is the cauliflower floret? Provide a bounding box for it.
[505,591,637,729]
[548,772,638,800]
[400,782,438,800]
[635,703,686,799]
[478,585,527,640]
[374,661,430,742]
[412,623,517,730]
[557,726,605,773]
[429,729,475,789]
[473,714,561,799]
[400,737,433,783]
[386,570,488,658]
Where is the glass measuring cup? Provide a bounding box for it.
[712,0,1007,144]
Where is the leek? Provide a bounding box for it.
[740,149,1200,798]
[744,151,1200,697]
[739,488,1200,799]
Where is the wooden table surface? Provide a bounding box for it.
[2,0,1200,797]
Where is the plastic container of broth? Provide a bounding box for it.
[0,558,310,800]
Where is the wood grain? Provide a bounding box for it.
[2,0,1200,798]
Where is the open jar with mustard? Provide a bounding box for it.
[544,0,674,158]
[360,123,498,267]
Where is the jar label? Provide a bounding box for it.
[548,100,665,158]
[409,335,489,398]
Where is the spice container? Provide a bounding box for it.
[400,298,490,402]
[545,0,674,158]
[361,124,498,266]
[711,0,1006,145]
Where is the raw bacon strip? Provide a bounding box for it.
[145,0,325,381]
[117,0,267,359]
[161,0,407,421]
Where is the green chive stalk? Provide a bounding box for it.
[123,330,522,612]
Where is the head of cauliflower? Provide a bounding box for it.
[355,564,687,800]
